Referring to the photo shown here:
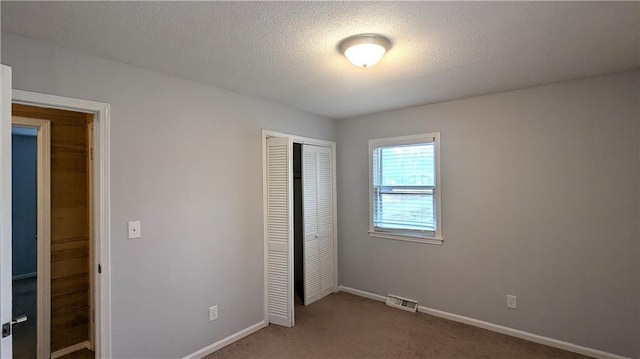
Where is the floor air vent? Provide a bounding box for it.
[385,294,418,313]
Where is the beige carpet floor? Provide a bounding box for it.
[207,292,590,359]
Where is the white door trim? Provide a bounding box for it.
[12,90,112,358]
[12,116,51,359]
[261,130,338,324]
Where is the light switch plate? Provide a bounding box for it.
[128,221,141,239]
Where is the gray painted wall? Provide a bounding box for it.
[4,32,639,358]
[2,34,337,358]
[11,133,37,277]
[337,71,640,358]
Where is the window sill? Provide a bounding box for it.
[368,231,444,245]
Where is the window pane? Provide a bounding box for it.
[375,193,436,231]
[379,143,435,187]
[372,139,439,235]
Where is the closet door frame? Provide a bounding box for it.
[262,130,337,324]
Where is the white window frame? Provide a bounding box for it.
[368,132,443,245]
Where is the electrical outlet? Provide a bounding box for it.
[507,295,517,310]
[209,305,218,322]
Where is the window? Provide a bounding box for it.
[369,133,442,244]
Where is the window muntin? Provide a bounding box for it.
[369,133,441,241]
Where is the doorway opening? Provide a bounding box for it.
[11,115,50,359]
[12,104,95,359]
[1,78,111,358]
[11,126,38,359]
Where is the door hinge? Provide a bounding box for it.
[98,264,102,274]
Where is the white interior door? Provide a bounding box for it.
[303,145,334,306]
[302,146,320,305]
[316,146,334,298]
[0,65,13,357]
[266,137,294,327]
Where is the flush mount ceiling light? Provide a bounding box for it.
[339,33,392,68]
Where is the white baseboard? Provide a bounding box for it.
[12,272,36,280]
[339,285,387,302]
[182,321,267,359]
[50,340,91,359]
[338,286,629,359]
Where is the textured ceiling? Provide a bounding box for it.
[2,1,639,119]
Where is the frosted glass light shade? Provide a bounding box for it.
[339,34,392,68]
[344,43,387,68]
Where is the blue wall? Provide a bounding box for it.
[12,133,37,278]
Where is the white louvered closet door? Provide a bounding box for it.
[302,146,320,305]
[266,137,294,327]
[303,145,334,306]
[316,146,334,298]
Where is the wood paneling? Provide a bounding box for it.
[52,290,89,314]
[52,239,89,262]
[51,324,89,352]
[52,257,89,279]
[51,307,89,331]
[52,273,89,297]
[13,104,94,354]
